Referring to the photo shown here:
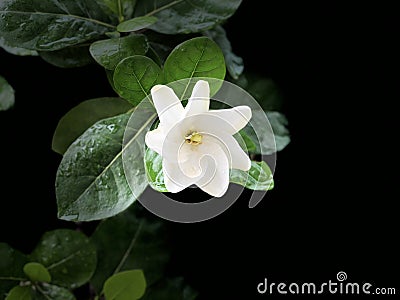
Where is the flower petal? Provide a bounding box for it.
[151,85,184,129]
[206,106,252,134]
[145,127,164,155]
[163,159,195,193]
[184,80,210,117]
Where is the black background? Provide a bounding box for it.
[0,1,398,299]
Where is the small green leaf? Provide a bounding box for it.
[0,76,15,111]
[23,263,51,283]
[134,0,242,34]
[90,35,149,70]
[230,161,274,191]
[30,229,97,289]
[52,97,132,155]
[142,277,198,300]
[104,270,146,300]
[117,16,158,32]
[96,0,137,23]
[0,37,38,56]
[5,286,31,300]
[164,37,226,98]
[39,46,93,68]
[114,55,163,105]
[237,131,257,153]
[144,148,167,192]
[34,283,75,300]
[205,25,243,79]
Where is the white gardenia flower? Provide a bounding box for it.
[145,80,252,197]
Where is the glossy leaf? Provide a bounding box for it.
[230,161,274,191]
[164,37,226,98]
[5,286,31,300]
[205,26,243,79]
[114,56,163,105]
[134,0,242,34]
[56,113,149,221]
[23,263,51,283]
[30,229,96,289]
[52,97,132,155]
[0,76,14,111]
[33,283,75,300]
[90,207,169,292]
[144,148,167,192]
[96,0,137,23]
[142,277,198,300]
[39,46,93,68]
[0,37,38,56]
[117,16,158,32]
[90,35,148,70]
[0,0,115,51]
[104,270,146,300]
[0,243,28,299]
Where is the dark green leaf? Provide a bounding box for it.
[96,0,137,23]
[0,0,115,51]
[0,37,38,56]
[5,286,31,300]
[39,46,93,68]
[164,37,226,98]
[52,97,132,155]
[135,0,242,34]
[114,55,163,105]
[90,35,148,70]
[205,25,243,79]
[30,229,96,289]
[144,148,167,192]
[23,263,51,283]
[33,284,75,300]
[230,161,274,191]
[237,131,257,153]
[56,111,152,221]
[0,243,28,299]
[117,16,158,32]
[0,76,14,111]
[104,270,146,300]
[142,277,198,300]
[90,208,169,292]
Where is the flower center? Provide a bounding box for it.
[185,131,203,145]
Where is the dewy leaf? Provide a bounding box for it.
[5,286,31,300]
[205,25,244,79]
[39,46,93,68]
[164,37,226,98]
[117,16,158,33]
[230,161,274,191]
[33,283,75,300]
[142,277,198,300]
[52,97,132,155]
[0,243,28,299]
[0,76,15,111]
[134,0,242,34]
[144,148,167,193]
[0,0,116,51]
[30,229,97,289]
[90,35,149,70]
[56,112,150,221]
[104,270,146,300]
[90,207,169,293]
[23,263,51,283]
[113,56,163,105]
[0,37,38,56]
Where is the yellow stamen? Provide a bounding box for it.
[185,132,203,145]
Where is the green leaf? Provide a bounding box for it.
[23,263,51,283]
[0,243,28,299]
[164,37,226,98]
[114,55,163,105]
[30,229,96,289]
[90,35,149,70]
[0,37,38,56]
[90,207,169,292]
[56,111,152,221]
[0,0,115,51]
[52,97,132,155]
[104,270,146,300]
[96,0,137,23]
[267,111,290,152]
[33,283,75,300]
[39,46,93,68]
[144,148,167,192]
[142,277,198,300]
[135,0,242,34]
[237,131,257,153]
[117,16,158,32]
[230,161,274,191]
[205,25,243,79]
[0,76,15,111]
[5,286,31,300]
